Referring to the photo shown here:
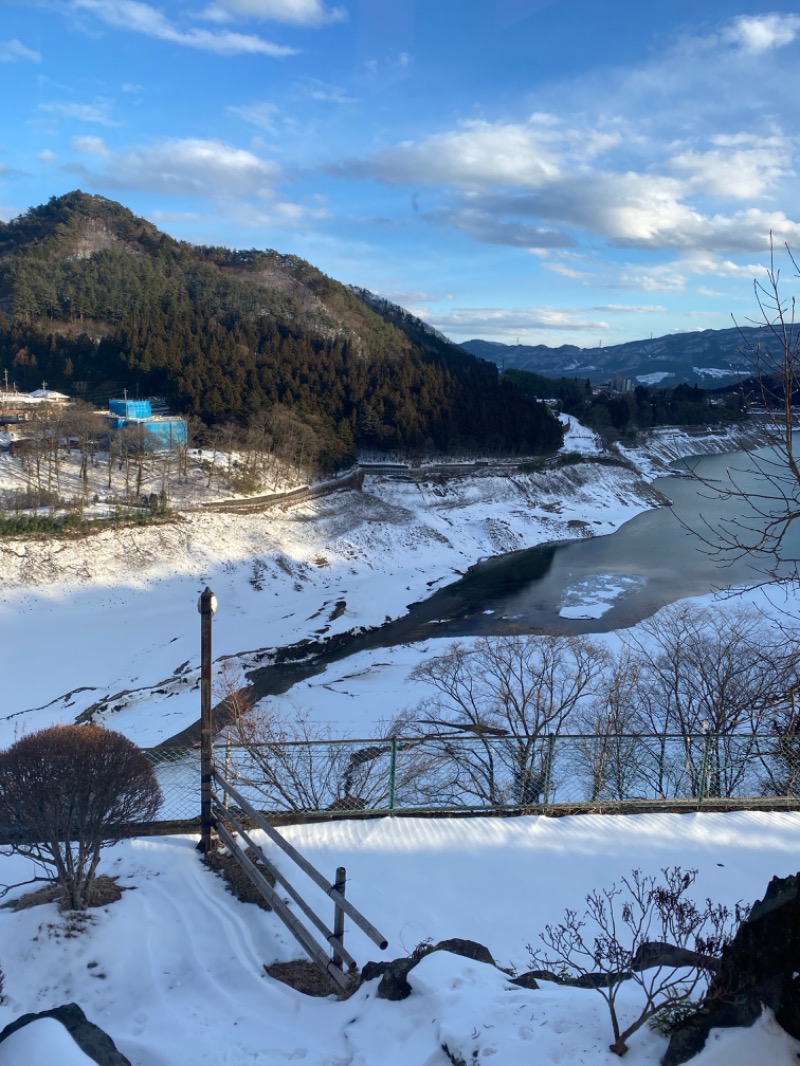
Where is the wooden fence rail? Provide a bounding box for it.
[209,765,388,991]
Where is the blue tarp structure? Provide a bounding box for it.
[109,398,152,419]
[107,400,188,451]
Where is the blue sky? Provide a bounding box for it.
[1,1,800,347]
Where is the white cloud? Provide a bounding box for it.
[38,149,58,163]
[541,249,770,297]
[71,135,110,155]
[669,131,794,198]
[0,39,40,63]
[150,209,203,223]
[374,289,451,306]
[630,207,800,254]
[228,101,280,131]
[70,0,296,56]
[428,306,610,337]
[350,121,560,188]
[347,105,800,256]
[723,13,800,54]
[615,267,688,293]
[546,261,593,280]
[427,206,575,250]
[306,81,356,104]
[589,304,666,314]
[610,253,768,294]
[199,0,346,27]
[69,138,282,198]
[348,116,622,190]
[588,173,698,244]
[429,174,697,250]
[273,200,328,220]
[40,100,117,125]
[678,253,769,280]
[327,7,800,267]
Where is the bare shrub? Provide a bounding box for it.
[528,867,739,1056]
[228,702,435,813]
[0,725,162,910]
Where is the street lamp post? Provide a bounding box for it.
[198,587,218,853]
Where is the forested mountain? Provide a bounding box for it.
[0,192,562,468]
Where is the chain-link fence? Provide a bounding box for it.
[145,731,800,824]
[145,748,202,823]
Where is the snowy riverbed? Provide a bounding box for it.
[0,418,681,746]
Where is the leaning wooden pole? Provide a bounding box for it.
[214,799,358,971]
[198,587,217,854]
[214,768,388,950]
[215,821,349,992]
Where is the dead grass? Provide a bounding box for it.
[265,959,358,998]
[204,844,275,911]
[4,875,125,912]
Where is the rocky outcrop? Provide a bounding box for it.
[664,872,800,1065]
[362,938,497,1001]
[0,1003,131,1065]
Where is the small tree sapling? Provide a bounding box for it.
[528,867,740,1056]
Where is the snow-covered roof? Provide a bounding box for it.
[29,388,70,401]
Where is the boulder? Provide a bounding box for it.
[0,1003,131,1066]
[362,938,498,1001]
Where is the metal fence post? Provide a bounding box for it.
[388,738,397,813]
[198,587,217,854]
[223,738,232,810]
[542,734,556,811]
[697,731,712,808]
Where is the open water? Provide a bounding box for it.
[244,443,800,708]
[416,444,800,638]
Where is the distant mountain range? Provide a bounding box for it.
[461,328,773,388]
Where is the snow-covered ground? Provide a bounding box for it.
[1,421,795,1064]
[0,431,673,746]
[0,813,798,1065]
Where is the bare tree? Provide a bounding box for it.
[410,633,607,806]
[63,400,105,500]
[0,725,162,910]
[686,239,800,580]
[574,649,647,802]
[217,658,435,813]
[620,603,800,798]
[226,701,434,812]
[21,401,62,498]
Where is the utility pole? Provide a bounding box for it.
[198,587,218,853]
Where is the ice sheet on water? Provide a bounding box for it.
[559,572,646,619]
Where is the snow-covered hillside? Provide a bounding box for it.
[0,424,686,746]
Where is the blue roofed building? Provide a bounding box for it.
[107,399,188,451]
